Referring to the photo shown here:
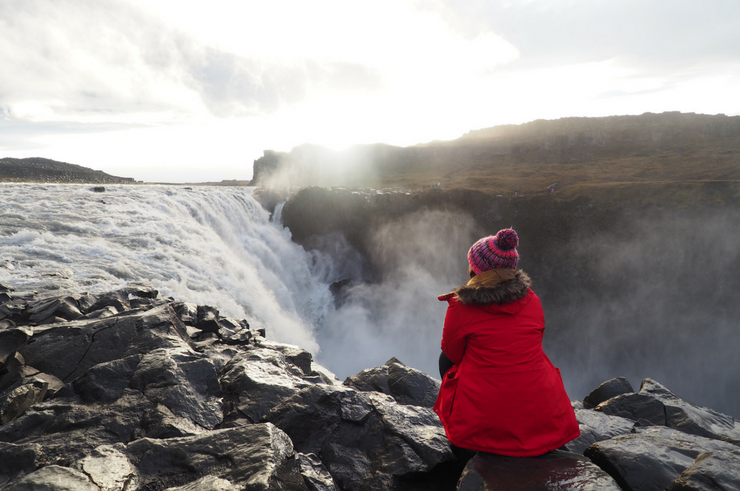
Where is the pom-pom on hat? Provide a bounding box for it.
[467,228,520,274]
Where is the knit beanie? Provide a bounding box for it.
[467,228,519,274]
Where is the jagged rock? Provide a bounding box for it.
[0,329,28,365]
[141,403,206,438]
[264,384,455,491]
[196,305,221,332]
[3,465,99,490]
[343,358,441,408]
[563,407,635,454]
[26,296,82,325]
[639,378,740,445]
[456,450,622,491]
[0,379,48,424]
[219,347,315,423]
[594,392,666,426]
[165,475,240,491]
[296,453,338,491]
[78,305,118,320]
[666,450,740,491]
[72,354,141,403]
[119,283,159,299]
[76,443,139,491]
[584,426,740,491]
[171,301,198,325]
[17,304,196,386]
[85,291,130,314]
[583,376,634,408]
[129,347,223,430]
[0,390,154,464]
[0,442,43,486]
[124,423,306,491]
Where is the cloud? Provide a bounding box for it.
[0,0,385,122]
[446,0,740,71]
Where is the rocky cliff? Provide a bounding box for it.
[251,112,740,201]
[0,158,136,184]
[2,283,740,490]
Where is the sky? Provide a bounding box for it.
[1,0,739,183]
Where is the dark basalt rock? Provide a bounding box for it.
[583,376,634,409]
[456,450,622,490]
[584,426,740,491]
[563,406,635,454]
[264,384,455,491]
[4,464,100,490]
[639,378,740,445]
[3,283,740,490]
[594,392,667,426]
[666,450,740,491]
[343,357,441,408]
[124,423,306,490]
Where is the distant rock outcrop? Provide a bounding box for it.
[251,112,740,194]
[0,157,136,183]
[1,283,739,490]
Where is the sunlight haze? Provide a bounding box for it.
[1,0,738,182]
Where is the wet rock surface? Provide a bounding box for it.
[456,450,622,491]
[2,284,740,490]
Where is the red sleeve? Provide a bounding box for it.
[440,300,468,364]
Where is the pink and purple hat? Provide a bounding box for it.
[467,228,520,274]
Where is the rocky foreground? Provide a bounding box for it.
[1,284,739,490]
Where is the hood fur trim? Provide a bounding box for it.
[452,270,532,306]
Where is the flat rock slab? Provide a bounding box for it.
[666,450,740,491]
[456,450,621,491]
[585,426,740,491]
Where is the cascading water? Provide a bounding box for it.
[0,184,332,354]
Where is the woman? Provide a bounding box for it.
[433,228,579,457]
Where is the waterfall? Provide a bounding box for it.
[0,184,332,353]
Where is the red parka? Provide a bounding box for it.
[433,270,579,457]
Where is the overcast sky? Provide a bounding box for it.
[1,0,739,183]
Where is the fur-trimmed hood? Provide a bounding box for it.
[450,270,532,306]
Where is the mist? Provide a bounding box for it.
[295,203,740,418]
[312,210,478,378]
[541,207,740,417]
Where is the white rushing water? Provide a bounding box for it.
[0,183,332,354]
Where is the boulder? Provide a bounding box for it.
[594,392,666,426]
[129,347,223,430]
[264,384,455,491]
[26,296,83,324]
[296,452,338,491]
[583,376,634,408]
[0,390,154,464]
[0,329,29,365]
[76,443,139,491]
[123,423,306,491]
[584,426,740,491]
[563,407,635,454]
[456,450,622,491]
[3,465,99,491]
[639,378,740,445]
[344,358,441,408]
[219,346,319,423]
[666,450,740,491]
[0,442,43,486]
